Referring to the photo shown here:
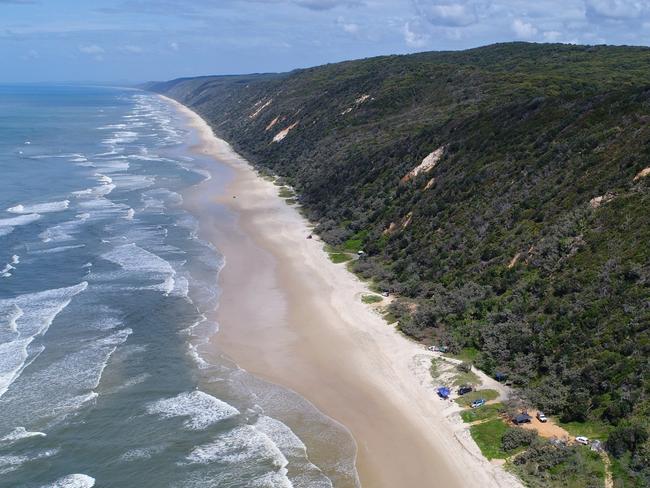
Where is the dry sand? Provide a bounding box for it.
[164,95,523,488]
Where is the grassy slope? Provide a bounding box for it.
[148,42,650,484]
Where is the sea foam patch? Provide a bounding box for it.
[40,474,95,488]
[7,200,69,214]
[39,213,90,243]
[0,448,59,475]
[0,214,42,232]
[185,424,286,465]
[146,391,239,430]
[0,282,88,398]
[1,255,19,278]
[0,328,131,424]
[185,424,293,488]
[101,243,174,274]
[0,426,47,444]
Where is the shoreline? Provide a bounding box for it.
[164,95,523,488]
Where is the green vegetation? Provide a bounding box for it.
[447,347,480,363]
[470,419,510,459]
[451,367,480,387]
[278,187,295,198]
[512,445,606,488]
[361,294,383,304]
[559,419,613,441]
[455,389,499,407]
[460,402,504,423]
[502,427,537,452]
[328,253,352,264]
[150,42,650,484]
[429,358,440,379]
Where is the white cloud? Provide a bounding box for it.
[412,1,479,27]
[21,49,39,60]
[585,0,648,20]
[169,41,180,51]
[543,30,563,41]
[293,0,364,10]
[403,21,430,47]
[512,18,538,39]
[78,44,105,55]
[120,44,144,53]
[336,16,360,34]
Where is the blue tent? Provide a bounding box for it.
[437,387,450,399]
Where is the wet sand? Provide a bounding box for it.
[167,96,523,488]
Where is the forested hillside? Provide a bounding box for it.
[147,42,649,485]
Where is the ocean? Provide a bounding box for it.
[0,85,357,488]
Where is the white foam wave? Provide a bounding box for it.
[146,391,239,430]
[7,200,69,214]
[94,147,123,157]
[72,183,115,198]
[1,304,22,336]
[119,444,164,462]
[0,214,41,229]
[119,372,150,390]
[94,160,130,173]
[100,243,177,294]
[0,329,129,425]
[141,189,183,211]
[255,416,309,460]
[1,262,15,278]
[40,474,95,488]
[98,123,127,130]
[185,424,286,465]
[172,276,189,298]
[0,448,58,475]
[102,131,138,145]
[39,214,89,243]
[102,243,173,274]
[95,174,113,184]
[30,153,84,160]
[186,424,292,487]
[0,426,46,443]
[0,282,88,398]
[31,244,86,255]
[110,174,155,191]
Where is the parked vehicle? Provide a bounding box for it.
[494,372,508,382]
[536,411,548,423]
[513,413,532,425]
[471,399,486,408]
[458,386,473,395]
[575,436,589,445]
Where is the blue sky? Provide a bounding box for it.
[2,0,650,82]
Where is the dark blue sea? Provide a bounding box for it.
[0,85,355,488]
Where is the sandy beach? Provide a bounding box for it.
[166,95,523,488]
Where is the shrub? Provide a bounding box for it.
[457,362,473,373]
[502,427,538,451]
[606,422,649,458]
[514,443,572,471]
